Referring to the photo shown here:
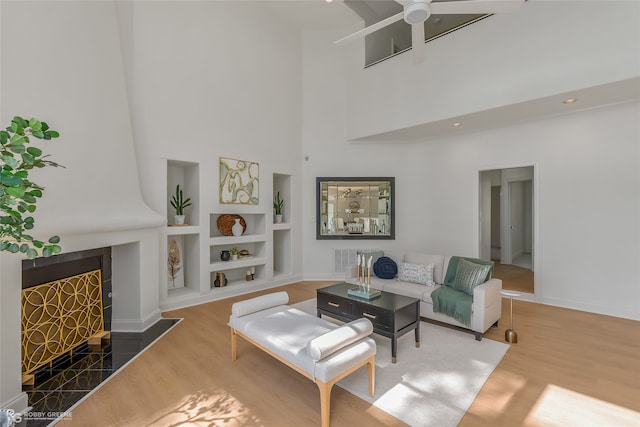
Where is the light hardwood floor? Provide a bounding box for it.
[62,282,640,427]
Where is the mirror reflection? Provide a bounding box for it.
[316,177,394,240]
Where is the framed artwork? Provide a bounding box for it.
[219,157,259,204]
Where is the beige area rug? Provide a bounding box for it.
[292,299,509,427]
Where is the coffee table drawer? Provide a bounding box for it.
[352,304,392,331]
[317,293,351,317]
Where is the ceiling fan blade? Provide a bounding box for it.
[411,23,425,64]
[430,0,525,15]
[335,11,404,45]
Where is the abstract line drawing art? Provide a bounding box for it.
[219,157,259,204]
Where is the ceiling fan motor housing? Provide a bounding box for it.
[405,0,431,25]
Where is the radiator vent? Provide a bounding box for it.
[333,248,383,274]
[333,249,358,274]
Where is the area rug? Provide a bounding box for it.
[292,299,509,427]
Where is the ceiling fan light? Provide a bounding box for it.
[405,2,431,25]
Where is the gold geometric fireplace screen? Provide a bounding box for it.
[21,269,106,375]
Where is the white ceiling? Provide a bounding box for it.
[258,1,640,143]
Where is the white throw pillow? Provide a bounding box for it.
[397,263,435,286]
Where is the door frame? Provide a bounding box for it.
[477,164,539,299]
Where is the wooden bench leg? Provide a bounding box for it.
[316,380,333,427]
[230,328,237,361]
[367,355,375,397]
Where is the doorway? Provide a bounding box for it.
[479,166,535,295]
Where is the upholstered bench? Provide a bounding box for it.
[229,291,376,427]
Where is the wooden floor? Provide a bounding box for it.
[493,261,534,294]
[62,282,640,427]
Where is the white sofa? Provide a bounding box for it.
[346,252,502,340]
[229,291,376,427]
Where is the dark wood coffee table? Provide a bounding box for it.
[317,282,420,363]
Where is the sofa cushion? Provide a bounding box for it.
[383,280,429,300]
[307,318,373,362]
[397,262,435,286]
[449,259,492,296]
[373,256,398,279]
[404,253,446,284]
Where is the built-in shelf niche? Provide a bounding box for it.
[167,160,199,226]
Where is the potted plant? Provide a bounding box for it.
[170,184,192,225]
[273,191,284,223]
[230,246,239,261]
[0,116,63,259]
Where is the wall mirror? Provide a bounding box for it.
[316,177,395,240]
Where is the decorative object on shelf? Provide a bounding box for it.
[349,200,360,212]
[213,272,227,287]
[232,219,243,237]
[502,291,520,343]
[245,270,254,281]
[0,116,63,259]
[217,214,246,236]
[230,247,239,260]
[170,184,192,225]
[273,191,284,223]
[219,157,259,204]
[220,250,230,261]
[239,249,251,258]
[167,237,184,289]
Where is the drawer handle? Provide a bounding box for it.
[363,312,377,320]
[328,302,340,308]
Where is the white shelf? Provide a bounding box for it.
[209,234,267,245]
[167,225,200,235]
[210,257,267,272]
[272,222,290,230]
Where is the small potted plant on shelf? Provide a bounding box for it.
[170,184,192,225]
[273,191,284,223]
[230,247,239,261]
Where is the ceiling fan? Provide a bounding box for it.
[335,0,525,64]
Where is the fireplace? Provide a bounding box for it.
[21,247,112,384]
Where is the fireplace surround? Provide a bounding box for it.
[21,247,112,383]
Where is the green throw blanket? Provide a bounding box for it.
[432,256,494,327]
[432,286,473,326]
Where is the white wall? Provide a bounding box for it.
[301,5,640,321]
[122,1,304,298]
[345,0,640,139]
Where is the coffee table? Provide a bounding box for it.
[317,282,420,363]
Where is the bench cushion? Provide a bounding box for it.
[231,291,289,317]
[307,318,373,362]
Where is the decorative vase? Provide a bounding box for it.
[232,218,243,236]
[174,215,185,225]
[231,254,238,261]
[220,250,230,261]
[274,214,283,223]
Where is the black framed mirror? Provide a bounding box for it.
[316,177,395,240]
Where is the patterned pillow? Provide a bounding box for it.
[373,256,398,279]
[450,259,491,296]
[397,263,435,286]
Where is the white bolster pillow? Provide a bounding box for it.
[231,291,289,317]
[307,318,373,362]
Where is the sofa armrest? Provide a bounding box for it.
[471,278,502,334]
[473,278,502,308]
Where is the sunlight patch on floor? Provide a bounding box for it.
[148,390,262,426]
[523,384,640,427]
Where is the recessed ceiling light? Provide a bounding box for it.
[325,0,333,3]
[452,122,461,127]
[563,98,578,104]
